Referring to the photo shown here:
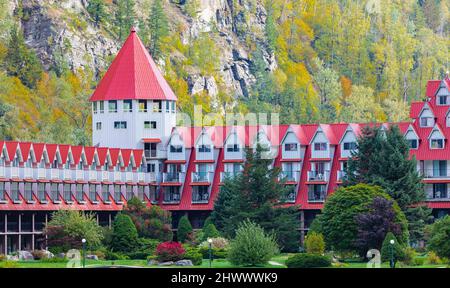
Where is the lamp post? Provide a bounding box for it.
[81,238,86,268]
[207,238,213,268]
[389,239,395,268]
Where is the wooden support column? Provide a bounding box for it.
[31,213,35,251]
[300,210,305,247]
[45,213,48,250]
[18,213,21,251]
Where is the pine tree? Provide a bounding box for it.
[148,0,168,59]
[177,215,193,243]
[111,213,139,253]
[4,26,42,88]
[114,0,135,40]
[210,145,300,252]
[87,0,107,26]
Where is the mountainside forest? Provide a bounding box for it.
[0,0,448,145]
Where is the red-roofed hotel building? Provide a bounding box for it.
[0,29,450,254]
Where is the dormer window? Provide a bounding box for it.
[420,117,434,127]
[284,143,298,151]
[314,143,327,151]
[12,157,19,167]
[227,144,240,152]
[343,142,357,151]
[438,95,448,105]
[52,159,58,169]
[198,145,211,153]
[108,100,117,113]
[170,145,183,153]
[408,139,418,149]
[430,139,444,149]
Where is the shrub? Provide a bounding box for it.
[91,249,106,260]
[285,253,332,268]
[402,247,417,266]
[0,254,6,261]
[111,214,139,253]
[184,246,203,266]
[177,215,193,243]
[427,215,450,258]
[381,232,405,263]
[105,251,129,261]
[126,238,160,260]
[304,232,325,255]
[155,242,185,262]
[413,257,425,266]
[199,237,229,250]
[201,223,220,242]
[427,251,441,265]
[228,220,279,266]
[41,257,68,263]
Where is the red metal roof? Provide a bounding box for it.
[84,147,96,165]
[133,150,143,167]
[90,28,177,102]
[5,141,18,162]
[33,143,45,163]
[18,142,31,162]
[59,145,70,165]
[46,144,58,163]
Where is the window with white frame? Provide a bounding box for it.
[24,182,33,201]
[343,142,357,151]
[114,121,127,129]
[226,144,240,152]
[284,143,298,152]
[114,185,121,202]
[420,117,434,127]
[170,145,183,153]
[51,183,59,201]
[408,139,418,149]
[93,102,97,114]
[89,184,97,202]
[123,100,132,112]
[64,184,72,202]
[99,101,104,113]
[37,183,45,202]
[11,182,19,201]
[96,122,102,130]
[0,182,4,201]
[103,185,110,202]
[198,144,211,153]
[76,184,83,202]
[138,100,147,112]
[314,142,327,151]
[126,185,133,200]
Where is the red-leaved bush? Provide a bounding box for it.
[155,242,185,262]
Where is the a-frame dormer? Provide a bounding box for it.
[405,124,419,150]
[418,102,435,127]
[435,78,450,106]
[428,124,445,149]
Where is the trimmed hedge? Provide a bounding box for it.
[285,254,331,268]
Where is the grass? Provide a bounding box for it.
[0,253,448,268]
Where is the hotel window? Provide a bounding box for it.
[314,142,327,151]
[420,117,433,127]
[51,183,59,201]
[126,185,133,200]
[433,183,448,199]
[227,144,240,152]
[24,182,33,202]
[148,163,156,173]
[343,142,357,151]
[76,184,83,202]
[123,100,132,112]
[284,143,297,152]
[99,101,104,113]
[150,186,159,202]
[12,157,19,167]
[51,159,58,169]
[171,101,175,113]
[0,182,4,201]
[198,145,211,153]
[108,100,118,113]
[170,145,183,153]
[166,101,170,112]
[114,185,122,202]
[438,95,448,105]
[93,102,97,114]
[408,139,418,149]
[138,100,147,112]
[96,122,102,130]
[63,184,72,202]
[11,182,19,201]
[144,121,157,129]
[114,121,127,129]
[137,185,144,201]
[102,185,110,202]
[38,183,46,202]
[90,185,98,201]
[430,139,444,149]
[152,100,162,112]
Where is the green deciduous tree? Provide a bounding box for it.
[427,215,450,259]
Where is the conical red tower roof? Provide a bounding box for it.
[90,28,177,102]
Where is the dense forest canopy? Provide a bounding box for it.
[0,0,448,145]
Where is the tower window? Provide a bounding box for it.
[166,101,170,112]
[144,121,157,129]
[99,101,104,113]
[123,100,132,112]
[138,100,147,112]
[109,101,118,113]
[93,102,97,114]
[152,100,162,112]
[114,121,127,129]
[171,101,175,113]
[96,122,102,130]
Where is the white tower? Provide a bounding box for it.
[90,28,177,170]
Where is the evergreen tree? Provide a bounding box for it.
[111,213,139,253]
[114,0,135,40]
[211,145,300,252]
[201,223,221,242]
[177,214,193,243]
[87,0,107,26]
[148,0,168,59]
[380,232,405,264]
[4,26,42,88]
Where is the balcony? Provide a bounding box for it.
[49,169,60,180]
[23,167,33,179]
[307,170,329,182]
[220,171,240,182]
[37,168,46,179]
[163,192,181,203]
[113,171,122,181]
[87,170,97,181]
[63,169,72,180]
[163,172,183,183]
[308,187,326,202]
[192,190,210,203]
[420,169,450,179]
[279,171,299,183]
[281,189,297,203]
[10,167,19,178]
[145,150,157,158]
[191,172,212,183]
[337,170,347,182]
[125,172,133,182]
[99,171,109,181]
[75,170,84,180]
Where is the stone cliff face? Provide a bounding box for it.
[10,0,276,98]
